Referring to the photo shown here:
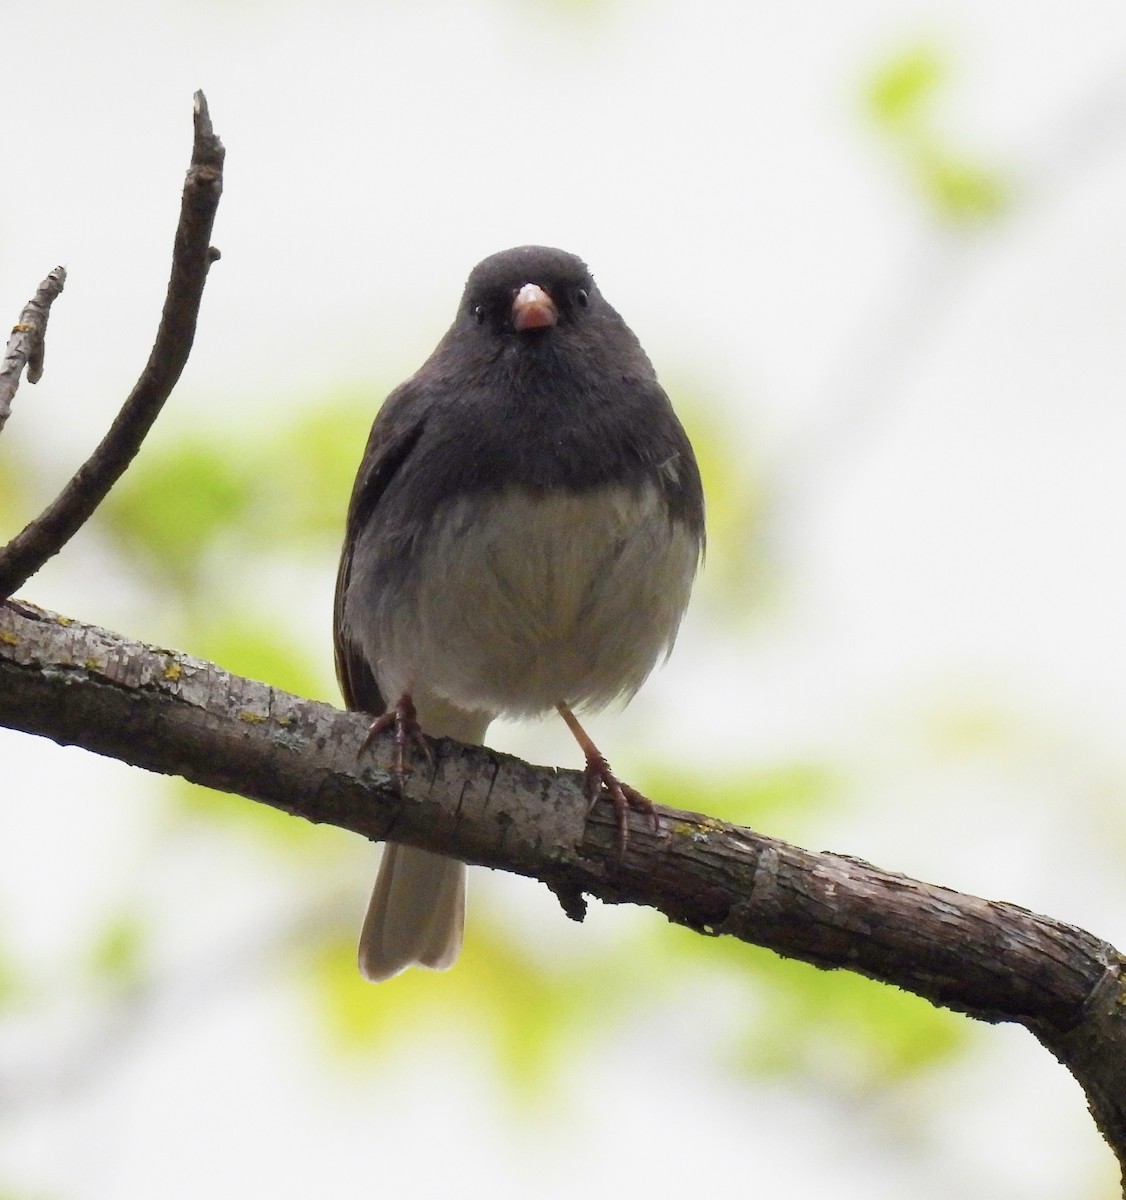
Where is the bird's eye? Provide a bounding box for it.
[473,304,485,325]
[576,288,589,308]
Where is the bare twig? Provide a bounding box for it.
[0,92,224,599]
[0,266,67,435]
[1,597,1125,1189]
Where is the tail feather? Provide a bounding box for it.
[358,844,466,982]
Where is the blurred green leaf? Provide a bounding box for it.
[922,698,1015,755]
[665,929,968,1090]
[88,913,146,987]
[919,149,1007,222]
[171,778,318,851]
[99,386,379,593]
[864,42,1010,225]
[20,369,975,1116]
[256,389,376,541]
[638,759,838,841]
[306,912,660,1101]
[187,612,326,700]
[867,45,943,128]
[100,436,257,587]
[308,866,970,1103]
[0,941,17,1009]
[742,948,968,1087]
[671,382,773,621]
[0,444,33,543]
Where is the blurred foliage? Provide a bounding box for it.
[309,919,642,1100]
[0,447,30,543]
[171,775,325,852]
[99,389,374,600]
[865,44,1009,224]
[662,924,966,1088]
[668,377,772,617]
[0,343,985,1200]
[104,437,257,590]
[869,44,944,123]
[190,611,326,703]
[309,889,968,1101]
[100,379,765,629]
[88,913,147,990]
[734,948,966,1086]
[303,742,970,1099]
[0,373,977,1114]
[0,939,15,1010]
[3,15,1120,1200]
[637,758,835,835]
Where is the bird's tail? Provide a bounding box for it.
[358,844,466,982]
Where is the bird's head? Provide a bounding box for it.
[458,245,600,340]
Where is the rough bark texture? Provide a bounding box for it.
[2,596,1125,1185]
[0,265,66,434]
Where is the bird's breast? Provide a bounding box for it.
[367,482,700,718]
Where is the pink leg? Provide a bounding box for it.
[556,701,659,852]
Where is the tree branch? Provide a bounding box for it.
[0,266,67,435]
[0,92,224,600]
[1,596,1124,1185]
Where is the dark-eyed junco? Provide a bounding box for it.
[334,245,704,982]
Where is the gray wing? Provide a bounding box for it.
[333,394,426,714]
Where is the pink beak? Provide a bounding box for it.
[511,283,558,332]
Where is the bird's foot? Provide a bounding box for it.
[556,701,659,854]
[360,692,435,782]
[580,749,659,854]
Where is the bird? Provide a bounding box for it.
[333,245,705,982]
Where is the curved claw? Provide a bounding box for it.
[360,692,435,781]
[581,751,659,854]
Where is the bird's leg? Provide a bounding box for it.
[360,691,435,781]
[555,701,659,853]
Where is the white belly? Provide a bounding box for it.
[367,483,699,719]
